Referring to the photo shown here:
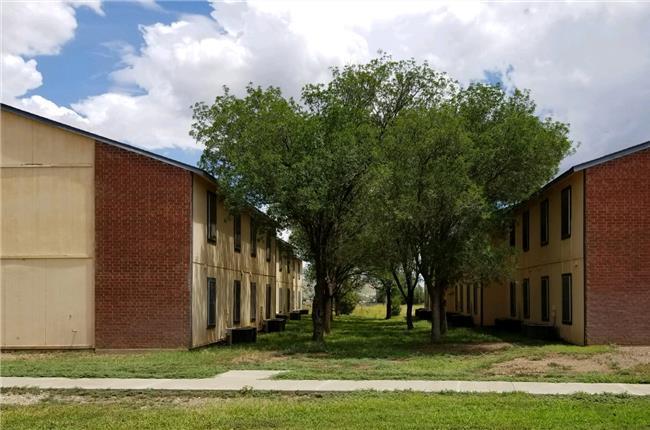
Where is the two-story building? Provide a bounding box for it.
[446,140,649,345]
[1,103,303,350]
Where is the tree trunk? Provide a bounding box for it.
[405,287,414,330]
[324,297,332,334]
[385,283,392,320]
[311,259,328,342]
[439,287,448,335]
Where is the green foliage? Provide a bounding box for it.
[391,295,402,316]
[337,291,359,315]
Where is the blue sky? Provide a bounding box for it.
[3,1,649,170]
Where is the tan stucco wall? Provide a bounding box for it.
[191,176,284,348]
[1,111,94,348]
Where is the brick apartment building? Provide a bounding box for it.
[1,103,303,350]
[445,140,650,345]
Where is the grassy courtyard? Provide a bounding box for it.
[2,305,649,383]
[2,389,649,430]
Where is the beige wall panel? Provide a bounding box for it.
[1,259,93,348]
[1,111,93,166]
[1,167,94,257]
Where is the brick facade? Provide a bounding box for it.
[95,142,192,349]
[585,148,650,345]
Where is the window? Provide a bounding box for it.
[266,234,272,262]
[509,282,517,318]
[460,285,464,311]
[540,198,549,246]
[250,220,257,258]
[466,284,471,313]
[473,284,479,315]
[522,210,530,251]
[234,214,242,252]
[233,280,241,324]
[250,282,257,322]
[561,186,571,239]
[207,192,217,243]
[541,276,550,322]
[522,278,530,319]
[562,273,572,325]
[455,285,459,311]
[265,284,272,319]
[278,254,282,272]
[509,221,516,247]
[287,256,290,273]
[207,278,216,328]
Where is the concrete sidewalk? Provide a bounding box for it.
[2,371,649,395]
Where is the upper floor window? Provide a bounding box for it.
[561,186,572,239]
[522,210,530,252]
[509,221,516,247]
[234,214,242,252]
[250,220,257,258]
[562,273,572,325]
[266,234,272,262]
[540,198,549,246]
[207,191,217,243]
[287,256,290,273]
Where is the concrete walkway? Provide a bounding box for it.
[2,371,649,395]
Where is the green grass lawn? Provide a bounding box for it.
[2,306,648,382]
[2,389,649,430]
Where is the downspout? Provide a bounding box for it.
[583,170,587,346]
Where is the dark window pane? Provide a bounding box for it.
[233,280,241,324]
[265,284,272,319]
[541,277,549,322]
[562,273,572,324]
[250,282,257,322]
[286,287,291,312]
[540,199,549,246]
[234,214,241,252]
[473,285,479,315]
[250,221,257,257]
[561,187,572,239]
[522,210,530,251]
[266,234,272,262]
[523,279,530,319]
[509,220,516,247]
[207,278,216,328]
[510,282,517,318]
[207,192,217,243]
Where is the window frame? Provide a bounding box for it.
[509,281,517,318]
[233,280,241,324]
[207,277,216,328]
[522,278,530,319]
[250,282,257,322]
[207,191,217,244]
[233,214,242,253]
[540,198,549,246]
[541,276,550,322]
[562,273,572,325]
[522,210,530,252]
[250,220,257,258]
[561,186,572,240]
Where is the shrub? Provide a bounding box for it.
[337,292,360,315]
[391,296,402,316]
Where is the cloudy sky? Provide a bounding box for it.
[2,1,649,169]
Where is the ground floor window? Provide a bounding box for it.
[466,284,471,314]
[266,284,272,319]
[562,273,572,325]
[286,287,291,312]
[473,284,479,315]
[509,282,516,318]
[207,277,216,328]
[233,280,241,324]
[523,278,530,319]
[541,276,550,322]
[250,282,257,322]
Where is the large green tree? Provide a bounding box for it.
[191,55,449,342]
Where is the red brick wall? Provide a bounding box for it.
[585,147,650,345]
[95,142,192,349]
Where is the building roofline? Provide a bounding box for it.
[1,103,299,254]
[525,139,649,201]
